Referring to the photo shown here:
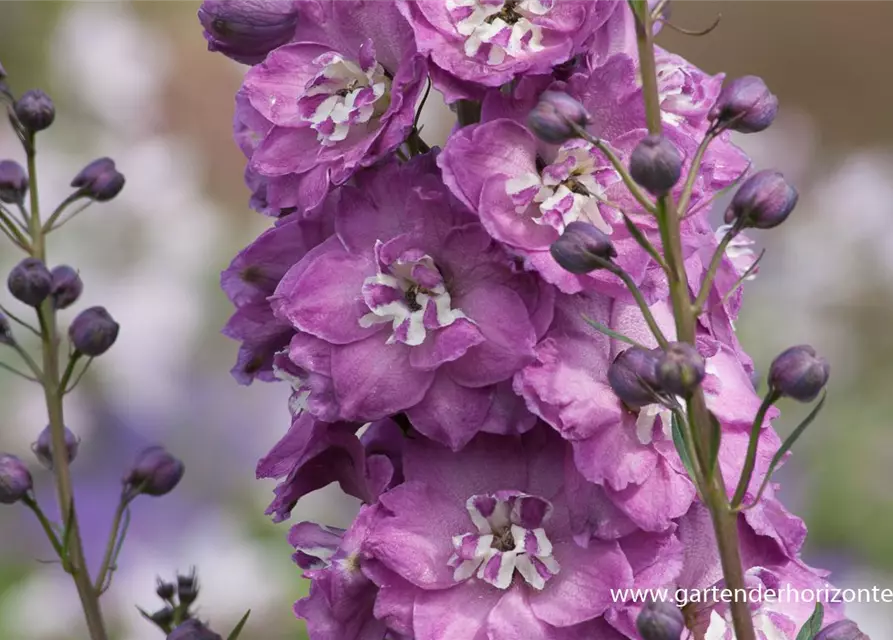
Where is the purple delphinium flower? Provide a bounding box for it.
[290,506,394,640]
[221,213,333,384]
[270,156,553,450]
[396,0,618,102]
[256,414,404,523]
[605,500,843,637]
[351,426,682,639]
[514,276,782,531]
[238,0,427,215]
[439,53,749,299]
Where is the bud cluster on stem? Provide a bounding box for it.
[0,69,185,640]
[526,3,831,638]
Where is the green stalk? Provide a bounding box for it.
[731,389,780,509]
[631,5,757,638]
[26,133,110,640]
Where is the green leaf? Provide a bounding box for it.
[227,610,252,640]
[671,412,697,485]
[795,602,824,640]
[582,316,645,349]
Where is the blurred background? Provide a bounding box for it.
[0,2,891,638]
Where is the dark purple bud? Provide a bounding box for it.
[709,75,778,133]
[198,0,301,65]
[167,619,222,640]
[629,134,683,195]
[50,265,83,309]
[768,345,830,402]
[527,91,590,144]
[0,313,13,345]
[150,606,175,628]
[608,346,663,408]
[636,601,685,640]
[32,425,80,470]
[0,160,28,204]
[815,620,869,640]
[550,221,617,274]
[71,157,125,201]
[0,453,33,504]
[156,580,176,601]
[8,257,52,307]
[657,342,706,397]
[14,89,56,132]
[724,170,798,230]
[124,446,185,497]
[69,306,119,356]
[177,569,199,605]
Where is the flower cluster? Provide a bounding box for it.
[206,1,857,638]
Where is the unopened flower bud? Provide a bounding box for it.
[0,454,33,504]
[124,446,185,497]
[156,580,176,601]
[550,221,617,274]
[69,306,119,356]
[657,342,706,397]
[167,619,222,640]
[0,62,6,80]
[0,160,28,204]
[709,75,778,133]
[50,266,83,309]
[768,345,830,402]
[527,91,590,144]
[724,170,798,230]
[636,601,685,640]
[32,425,80,470]
[8,257,52,307]
[608,346,663,407]
[14,89,56,132]
[198,0,301,65]
[629,134,683,195]
[0,313,13,345]
[71,157,125,202]
[177,570,199,606]
[815,620,869,640]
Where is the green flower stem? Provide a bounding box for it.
[26,132,110,640]
[692,227,736,314]
[731,389,781,509]
[95,492,132,594]
[21,494,66,564]
[675,128,719,217]
[0,205,30,250]
[42,192,85,234]
[599,260,669,349]
[0,302,42,337]
[631,4,757,638]
[11,342,43,379]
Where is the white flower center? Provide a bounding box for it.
[447,0,553,65]
[505,140,618,234]
[359,242,466,347]
[448,493,560,590]
[299,53,391,146]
